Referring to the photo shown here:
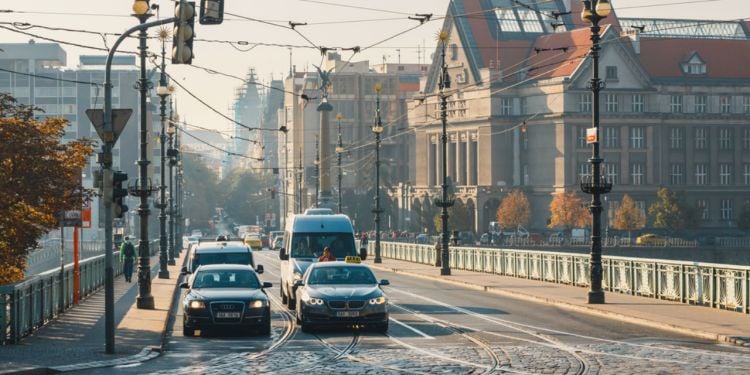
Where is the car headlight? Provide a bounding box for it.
[300,292,324,305]
[293,272,303,281]
[368,296,386,305]
[249,300,266,309]
[188,300,205,309]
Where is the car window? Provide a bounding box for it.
[192,270,260,289]
[307,266,376,285]
[290,233,355,259]
[192,252,254,272]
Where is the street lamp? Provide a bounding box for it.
[335,112,344,214]
[314,134,320,208]
[372,83,384,264]
[167,107,177,264]
[156,28,171,278]
[436,30,453,276]
[579,0,613,304]
[132,0,156,309]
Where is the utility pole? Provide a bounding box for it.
[335,113,344,214]
[373,84,384,264]
[314,135,320,208]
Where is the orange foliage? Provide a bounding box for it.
[548,191,588,230]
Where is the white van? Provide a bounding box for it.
[278,213,366,310]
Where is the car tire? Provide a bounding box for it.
[280,283,288,304]
[374,322,388,334]
[259,319,271,336]
[183,325,195,337]
[295,304,302,324]
[287,293,296,310]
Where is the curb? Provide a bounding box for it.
[50,347,160,373]
[370,263,748,347]
[159,253,189,352]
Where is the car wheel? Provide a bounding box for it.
[374,322,388,334]
[259,317,271,336]
[280,282,288,304]
[295,304,302,324]
[287,293,296,310]
[183,325,195,337]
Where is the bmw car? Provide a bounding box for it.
[181,264,272,337]
[294,261,390,333]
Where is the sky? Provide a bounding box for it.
[1,0,748,133]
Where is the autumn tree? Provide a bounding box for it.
[497,190,530,232]
[648,187,698,232]
[0,94,94,284]
[612,194,646,240]
[548,191,588,237]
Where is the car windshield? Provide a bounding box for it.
[192,252,253,272]
[193,270,260,289]
[290,233,355,259]
[307,266,376,285]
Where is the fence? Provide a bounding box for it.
[370,242,749,315]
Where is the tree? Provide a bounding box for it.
[612,194,646,239]
[182,153,222,232]
[648,187,698,232]
[449,199,473,232]
[737,200,750,230]
[497,190,530,232]
[548,191,588,236]
[0,94,94,284]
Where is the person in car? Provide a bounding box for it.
[318,247,337,262]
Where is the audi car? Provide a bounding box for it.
[181,264,272,337]
[294,259,390,333]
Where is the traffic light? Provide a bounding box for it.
[113,171,129,219]
[172,1,196,64]
[199,0,224,25]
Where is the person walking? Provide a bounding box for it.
[120,236,136,282]
[318,247,337,262]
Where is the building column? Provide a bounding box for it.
[435,136,443,187]
[456,133,466,185]
[427,135,435,186]
[467,133,477,185]
[447,133,456,184]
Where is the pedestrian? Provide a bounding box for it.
[318,247,337,262]
[434,238,442,267]
[120,236,136,282]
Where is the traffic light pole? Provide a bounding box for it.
[102,14,175,354]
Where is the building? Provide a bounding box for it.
[227,68,263,173]
[408,0,750,234]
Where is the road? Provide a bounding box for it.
[78,249,750,374]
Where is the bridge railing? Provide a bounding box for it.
[368,242,749,315]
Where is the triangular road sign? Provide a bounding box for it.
[86,108,133,144]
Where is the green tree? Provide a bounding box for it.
[736,200,750,230]
[450,199,473,232]
[497,190,530,232]
[0,94,94,284]
[612,194,646,240]
[219,169,271,226]
[548,191,588,237]
[648,187,698,232]
[182,153,221,232]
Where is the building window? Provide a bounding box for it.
[630,127,644,149]
[578,163,592,180]
[744,96,750,113]
[719,128,732,150]
[744,128,750,150]
[450,43,459,60]
[580,94,591,113]
[631,162,644,185]
[577,127,587,148]
[719,163,732,185]
[695,128,707,150]
[495,9,521,32]
[669,127,683,149]
[695,163,708,185]
[745,164,750,185]
[694,95,706,113]
[720,199,733,221]
[501,97,512,115]
[604,163,619,184]
[670,164,683,185]
[697,199,709,220]
[720,95,732,113]
[605,94,618,112]
[520,98,528,115]
[632,94,644,113]
[605,66,618,80]
[604,127,618,148]
[670,95,683,113]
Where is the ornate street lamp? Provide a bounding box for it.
[579,0,613,304]
[335,113,344,214]
[436,30,453,276]
[156,27,171,277]
[372,84,384,264]
[314,134,320,208]
[167,108,177,264]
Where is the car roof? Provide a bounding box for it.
[195,242,251,253]
[309,262,370,269]
[289,214,354,233]
[194,264,256,272]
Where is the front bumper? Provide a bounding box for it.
[300,302,388,326]
[184,305,270,330]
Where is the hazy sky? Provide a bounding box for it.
[1,0,747,132]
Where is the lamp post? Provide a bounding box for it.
[156,28,171,278]
[579,0,613,304]
[373,84,384,264]
[314,135,320,208]
[167,111,176,263]
[437,31,453,276]
[280,122,289,226]
[335,113,344,214]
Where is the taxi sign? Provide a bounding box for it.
[344,256,362,263]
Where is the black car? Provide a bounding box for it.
[181,264,272,337]
[294,261,390,333]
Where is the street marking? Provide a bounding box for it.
[389,317,434,339]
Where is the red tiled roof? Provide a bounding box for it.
[525,27,598,80]
[639,37,750,78]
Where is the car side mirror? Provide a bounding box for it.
[262,281,273,289]
[279,248,288,260]
[359,247,367,261]
[179,282,189,289]
[293,279,304,287]
[379,279,390,286]
[181,266,190,275]
[256,264,264,274]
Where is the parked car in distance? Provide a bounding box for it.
[479,233,490,245]
[244,234,262,251]
[180,264,272,337]
[636,233,668,246]
[415,234,430,244]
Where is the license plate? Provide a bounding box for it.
[216,312,240,318]
[336,311,359,318]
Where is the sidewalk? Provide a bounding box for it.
[0,251,185,375]
[369,257,750,347]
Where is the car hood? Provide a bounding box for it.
[189,288,267,300]
[307,285,382,299]
[292,259,314,275]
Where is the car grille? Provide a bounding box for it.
[327,300,364,309]
[209,301,245,323]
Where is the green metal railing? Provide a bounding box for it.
[369,242,749,315]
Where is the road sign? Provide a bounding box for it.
[63,210,82,227]
[86,109,133,144]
